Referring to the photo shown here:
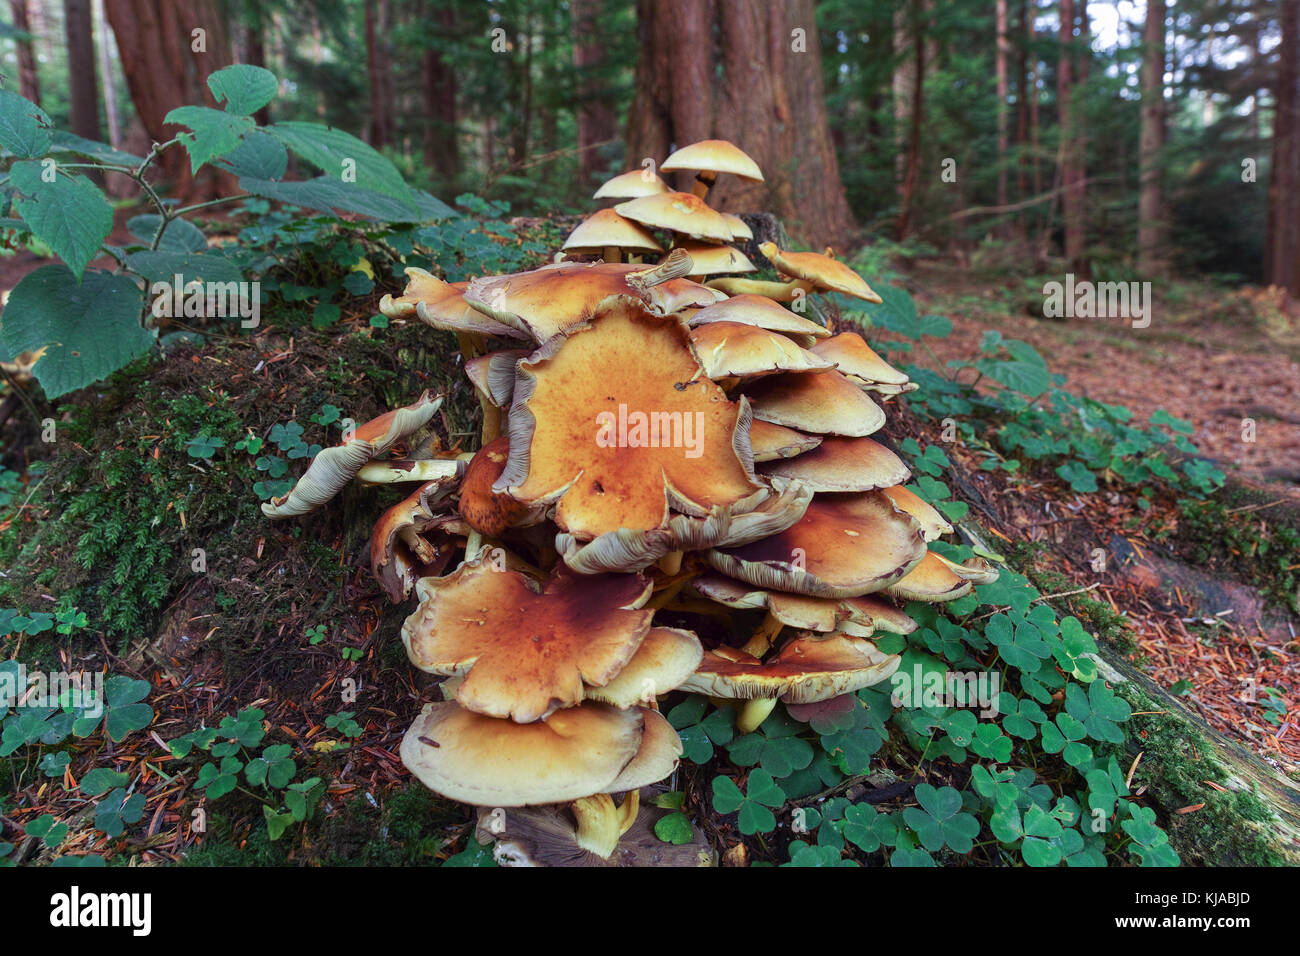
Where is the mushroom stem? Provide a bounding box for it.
[356,459,462,485]
[736,697,779,734]
[456,332,500,444]
[657,550,683,575]
[398,526,437,564]
[704,277,813,302]
[602,245,621,264]
[739,610,783,659]
[690,171,717,199]
[463,529,483,562]
[571,792,637,859]
[646,573,694,611]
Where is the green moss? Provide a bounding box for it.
[1171,497,1300,614]
[1111,682,1284,866]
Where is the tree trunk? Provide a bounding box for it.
[626,0,855,249]
[9,0,40,105]
[64,0,101,142]
[510,2,536,167]
[892,3,916,193]
[1015,0,1029,204]
[573,0,617,189]
[93,0,120,146]
[1265,0,1299,293]
[896,21,925,241]
[1028,3,1041,200]
[365,0,396,148]
[421,2,459,185]
[105,0,235,200]
[995,0,1010,223]
[1137,0,1166,276]
[1058,0,1086,271]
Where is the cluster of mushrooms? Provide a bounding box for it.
[260,140,997,866]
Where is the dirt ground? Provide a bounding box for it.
[903,261,1300,485]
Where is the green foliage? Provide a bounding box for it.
[852,289,1225,500]
[0,68,454,399]
[166,707,326,842]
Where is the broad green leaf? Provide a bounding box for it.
[267,121,413,207]
[127,250,243,285]
[217,130,288,179]
[164,105,254,172]
[10,160,112,278]
[0,89,51,157]
[1,266,153,398]
[239,174,423,221]
[49,129,143,166]
[207,64,278,115]
[126,214,207,252]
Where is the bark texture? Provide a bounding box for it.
[626,0,855,248]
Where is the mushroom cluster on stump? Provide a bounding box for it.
[260,137,997,866]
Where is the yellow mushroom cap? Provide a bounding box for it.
[400,700,646,806]
[615,192,735,242]
[759,242,882,303]
[759,436,911,493]
[677,635,899,704]
[562,208,663,256]
[594,169,670,200]
[744,370,887,437]
[660,139,765,182]
[810,332,910,387]
[707,490,928,598]
[671,241,756,277]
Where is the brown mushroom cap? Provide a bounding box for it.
[758,242,882,303]
[583,627,703,708]
[748,420,822,462]
[402,560,653,723]
[379,270,529,339]
[706,491,927,598]
[593,169,670,200]
[614,192,735,243]
[809,332,911,388]
[555,476,812,575]
[496,301,763,540]
[262,391,444,519]
[379,266,445,319]
[606,707,684,792]
[884,551,970,602]
[687,294,830,344]
[692,574,918,636]
[671,241,756,277]
[370,472,466,602]
[677,635,900,704]
[688,321,834,379]
[759,436,910,492]
[660,139,765,182]
[457,437,546,536]
[744,370,886,437]
[464,256,718,342]
[722,213,753,241]
[400,700,646,806]
[562,209,664,256]
[880,484,954,542]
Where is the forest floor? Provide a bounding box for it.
[902,260,1300,483]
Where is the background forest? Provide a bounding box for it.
[0,1,1297,872]
[6,0,1297,287]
